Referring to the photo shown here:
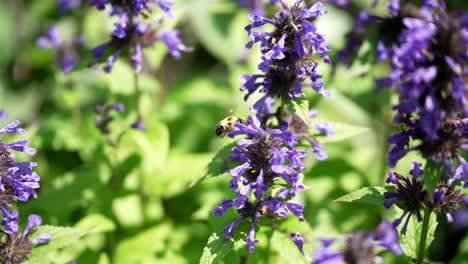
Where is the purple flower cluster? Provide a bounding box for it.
[0,119,41,234]
[241,0,331,113]
[239,0,266,16]
[213,0,333,254]
[0,214,50,264]
[384,161,468,234]
[37,26,85,74]
[213,115,307,252]
[373,2,468,170]
[90,0,189,73]
[313,221,403,264]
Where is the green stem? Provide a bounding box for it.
[416,209,431,264]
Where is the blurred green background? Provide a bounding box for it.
[0,0,467,263]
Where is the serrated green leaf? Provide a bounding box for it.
[200,232,246,264]
[334,186,390,205]
[399,211,437,259]
[189,143,235,187]
[289,99,310,126]
[271,231,308,264]
[26,226,89,264]
[318,122,370,144]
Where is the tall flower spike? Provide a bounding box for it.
[0,214,50,264]
[0,119,40,233]
[90,0,189,73]
[383,161,427,234]
[242,0,331,112]
[378,2,468,169]
[313,221,402,264]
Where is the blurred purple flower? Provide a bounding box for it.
[58,0,82,12]
[89,0,188,73]
[36,26,84,74]
[95,102,125,134]
[313,221,402,264]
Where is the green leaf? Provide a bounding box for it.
[424,160,444,197]
[289,98,310,126]
[26,226,94,264]
[334,186,390,205]
[271,231,308,264]
[318,122,370,144]
[114,223,172,264]
[189,143,235,187]
[75,214,116,233]
[200,232,247,264]
[399,211,438,259]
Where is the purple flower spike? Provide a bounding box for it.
[380,4,468,168]
[1,119,40,231]
[242,0,331,111]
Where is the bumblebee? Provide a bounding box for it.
[215,116,240,137]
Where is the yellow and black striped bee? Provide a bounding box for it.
[215,116,240,137]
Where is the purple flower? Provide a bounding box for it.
[0,111,7,119]
[242,1,331,110]
[0,120,40,233]
[383,162,427,234]
[95,102,124,134]
[36,26,84,74]
[159,30,191,59]
[89,0,188,73]
[132,119,146,132]
[0,214,50,264]
[58,0,82,12]
[379,4,468,168]
[313,221,402,264]
[239,0,265,16]
[290,233,305,255]
[225,115,305,199]
[432,164,468,222]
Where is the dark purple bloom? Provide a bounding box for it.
[1,120,40,233]
[58,0,82,12]
[383,161,427,234]
[313,221,402,264]
[432,164,468,222]
[89,0,188,73]
[95,102,124,134]
[379,3,468,168]
[36,26,84,74]
[242,1,331,111]
[0,214,50,264]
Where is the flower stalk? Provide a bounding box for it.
[417,208,432,264]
